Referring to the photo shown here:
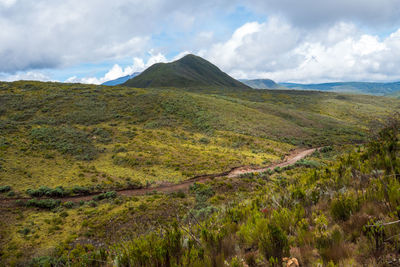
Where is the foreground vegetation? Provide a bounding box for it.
[0,114,398,266]
[1,80,400,266]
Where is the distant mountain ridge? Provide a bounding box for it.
[123,54,249,88]
[280,81,400,96]
[240,79,281,89]
[102,72,140,86]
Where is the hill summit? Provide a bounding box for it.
[123,54,249,88]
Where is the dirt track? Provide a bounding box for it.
[0,148,317,207]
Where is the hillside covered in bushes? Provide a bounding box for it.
[0,80,399,266]
[7,114,397,266]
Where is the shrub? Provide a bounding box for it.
[93,191,117,201]
[0,185,11,193]
[72,186,91,195]
[126,179,143,189]
[26,199,61,209]
[291,188,306,202]
[114,222,183,267]
[87,200,98,207]
[190,183,215,209]
[30,126,98,160]
[259,223,289,261]
[190,205,218,220]
[91,127,112,144]
[175,190,186,198]
[317,225,350,263]
[331,194,357,221]
[18,227,31,235]
[199,137,210,144]
[239,213,289,261]
[320,146,333,153]
[294,159,320,168]
[29,256,59,266]
[26,186,67,197]
[64,201,74,208]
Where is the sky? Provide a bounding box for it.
[1,0,400,84]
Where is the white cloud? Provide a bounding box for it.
[0,0,17,7]
[0,71,54,82]
[3,1,400,83]
[199,16,400,83]
[203,18,302,77]
[66,51,168,84]
[0,0,234,73]
[247,0,400,28]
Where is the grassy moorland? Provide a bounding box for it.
[0,80,399,266]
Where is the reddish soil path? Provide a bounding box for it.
[0,148,317,207]
[227,147,316,177]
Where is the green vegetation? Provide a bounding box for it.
[0,185,11,193]
[0,117,397,265]
[26,186,67,197]
[282,81,400,96]
[26,199,61,209]
[93,191,117,201]
[30,126,98,160]
[124,54,249,88]
[241,78,281,89]
[0,80,400,266]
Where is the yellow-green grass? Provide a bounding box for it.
[0,193,190,265]
[0,125,290,193]
[1,81,399,193]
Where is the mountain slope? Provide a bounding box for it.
[241,79,281,89]
[281,81,400,96]
[1,80,400,265]
[123,54,249,88]
[102,72,140,86]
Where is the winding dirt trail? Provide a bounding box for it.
[0,148,317,207]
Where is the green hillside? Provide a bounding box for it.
[240,79,282,89]
[281,81,400,96]
[0,81,398,193]
[123,54,249,88]
[0,80,400,265]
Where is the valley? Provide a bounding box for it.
[0,55,399,266]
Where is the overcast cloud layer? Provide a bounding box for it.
[1,0,400,83]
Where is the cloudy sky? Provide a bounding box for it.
[1,0,400,84]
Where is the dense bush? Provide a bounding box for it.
[320,146,333,153]
[93,191,117,201]
[63,201,74,209]
[114,222,184,267]
[259,223,289,261]
[294,159,320,168]
[71,186,91,195]
[26,199,61,209]
[126,179,143,189]
[0,137,10,149]
[190,183,215,209]
[0,185,11,193]
[26,186,67,197]
[330,194,357,221]
[91,127,112,144]
[30,126,98,160]
[29,256,59,267]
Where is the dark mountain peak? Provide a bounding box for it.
[178,54,209,63]
[123,54,249,89]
